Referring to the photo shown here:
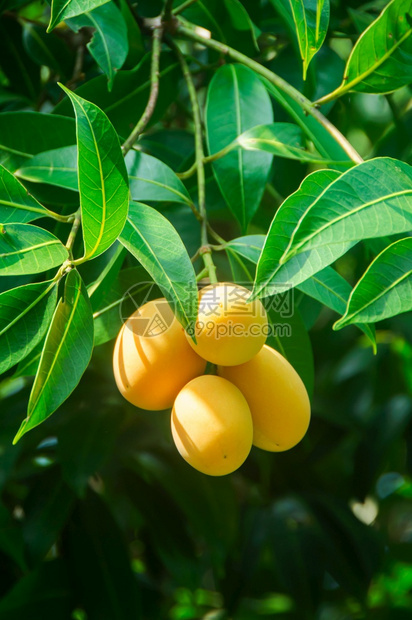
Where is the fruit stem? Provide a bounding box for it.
[171,39,219,283]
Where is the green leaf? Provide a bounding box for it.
[87,242,126,309]
[22,23,73,79]
[274,0,330,79]
[0,165,52,223]
[0,112,75,172]
[60,85,129,260]
[321,0,412,100]
[13,269,94,443]
[0,15,40,101]
[67,1,128,91]
[120,202,198,331]
[93,266,153,346]
[225,237,314,392]
[48,0,110,31]
[298,267,376,349]
[16,146,78,192]
[22,470,75,564]
[254,158,412,296]
[53,52,179,139]
[126,150,193,206]
[262,79,352,167]
[14,339,44,378]
[267,305,314,396]
[63,491,140,619]
[0,223,68,276]
[228,233,375,347]
[58,407,124,496]
[205,64,274,231]
[334,237,412,329]
[237,122,350,165]
[223,0,259,51]
[0,559,72,619]
[0,280,57,375]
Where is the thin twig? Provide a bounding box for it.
[173,0,199,15]
[171,40,218,283]
[65,209,81,259]
[164,0,175,20]
[176,22,363,164]
[177,143,234,179]
[122,26,163,155]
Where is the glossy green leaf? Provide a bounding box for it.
[120,202,198,331]
[13,269,94,443]
[16,146,78,192]
[228,234,376,347]
[53,53,179,138]
[205,64,274,231]
[0,280,57,375]
[262,79,352,167]
[237,122,350,165]
[0,223,68,276]
[14,339,44,378]
[273,0,330,79]
[126,150,193,206]
[321,0,412,100]
[178,0,258,55]
[60,85,129,260]
[67,1,128,90]
[335,237,412,329]
[87,242,126,309]
[298,267,376,348]
[93,266,153,346]
[254,158,412,297]
[0,112,75,172]
[48,0,110,31]
[0,165,51,223]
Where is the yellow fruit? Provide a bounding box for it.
[171,375,253,476]
[218,345,310,452]
[186,282,268,366]
[113,299,206,410]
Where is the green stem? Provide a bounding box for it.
[172,0,198,15]
[45,208,76,224]
[164,0,175,20]
[65,209,81,259]
[175,22,363,164]
[122,25,163,155]
[177,142,234,179]
[195,266,209,281]
[172,40,218,283]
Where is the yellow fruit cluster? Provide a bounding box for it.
[113,283,311,476]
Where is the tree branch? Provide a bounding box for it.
[121,25,163,155]
[175,22,363,164]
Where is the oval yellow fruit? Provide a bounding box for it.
[113,299,206,410]
[186,282,268,366]
[218,345,310,452]
[171,375,253,476]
